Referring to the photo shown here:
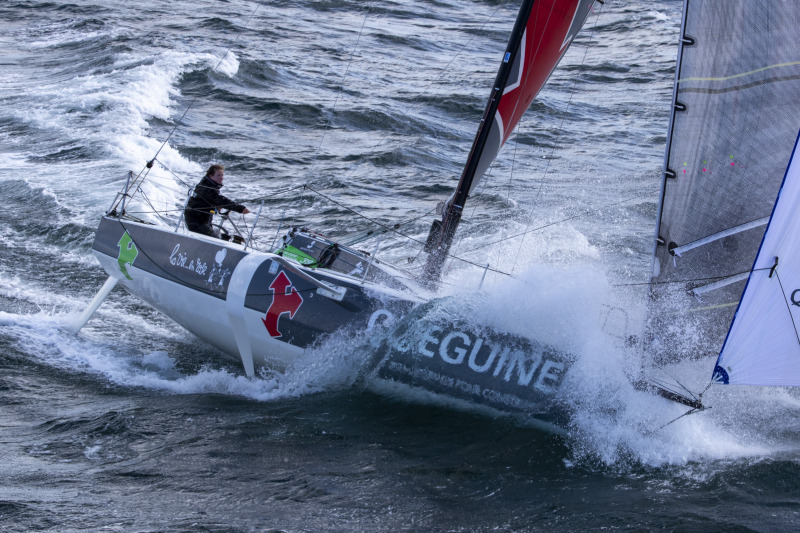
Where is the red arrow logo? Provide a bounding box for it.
[262,271,304,338]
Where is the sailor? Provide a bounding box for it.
[184,164,250,238]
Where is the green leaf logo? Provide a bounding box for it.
[117,231,138,280]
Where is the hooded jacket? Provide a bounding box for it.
[184,175,246,232]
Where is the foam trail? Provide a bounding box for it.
[2,42,241,216]
[0,295,372,404]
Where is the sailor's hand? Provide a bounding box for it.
[242,207,251,214]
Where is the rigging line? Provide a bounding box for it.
[497,0,560,274]
[255,184,513,279]
[510,0,604,274]
[137,189,171,226]
[148,157,194,190]
[614,266,774,288]
[648,406,706,435]
[444,252,516,277]
[697,380,713,400]
[344,204,439,247]
[506,130,519,205]
[506,121,523,273]
[649,374,700,402]
[306,1,373,180]
[463,190,647,256]
[112,2,265,214]
[773,270,800,347]
[306,185,516,277]
[308,1,511,194]
[122,209,184,216]
[305,186,433,243]
[469,162,496,221]
[149,2,264,166]
[283,2,522,259]
[678,60,800,84]
[248,183,310,202]
[132,179,189,198]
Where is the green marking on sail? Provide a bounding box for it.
[117,231,138,280]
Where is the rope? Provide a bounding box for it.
[507,0,561,274]
[305,1,512,194]
[509,1,605,274]
[773,270,800,347]
[111,1,266,214]
[649,375,702,404]
[305,186,517,278]
[305,2,373,180]
[463,192,651,256]
[648,405,707,435]
[149,3,264,165]
[613,266,774,289]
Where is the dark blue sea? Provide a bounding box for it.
[2,0,799,530]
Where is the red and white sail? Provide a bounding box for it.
[424,0,596,281]
[466,0,596,196]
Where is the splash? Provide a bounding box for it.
[0,307,305,403]
[1,20,242,220]
[433,254,800,467]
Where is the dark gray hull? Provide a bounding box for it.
[92,216,572,428]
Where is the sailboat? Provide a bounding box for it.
[77,0,800,426]
[75,0,598,428]
[646,1,800,402]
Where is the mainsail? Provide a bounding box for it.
[424,0,596,280]
[647,0,800,363]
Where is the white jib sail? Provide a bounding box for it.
[713,129,800,386]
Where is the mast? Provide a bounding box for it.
[422,0,596,282]
[423,0,536,282]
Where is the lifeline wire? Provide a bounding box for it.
[508,0,605,274]
[111,1,266,214]
[305,1,512,194]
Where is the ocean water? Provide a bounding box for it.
[2,0,799,531]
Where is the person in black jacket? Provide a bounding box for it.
[184,164,250,238]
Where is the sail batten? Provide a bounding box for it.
[691,273,749,298]
[672,217,769,257]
